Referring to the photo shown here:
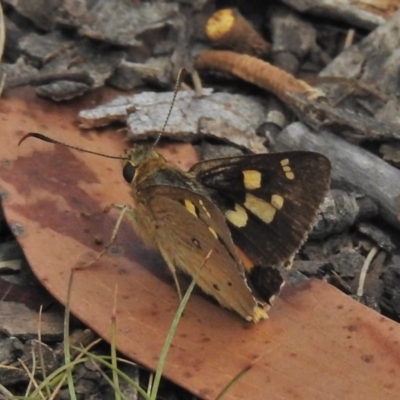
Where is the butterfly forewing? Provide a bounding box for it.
[190,152,331,271]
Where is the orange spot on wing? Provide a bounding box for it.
[235,245,255,271]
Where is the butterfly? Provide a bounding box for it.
[120,146,331,322]
[19,132,330,322]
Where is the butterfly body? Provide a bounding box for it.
[122,146,331,322]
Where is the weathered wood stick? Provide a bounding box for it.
[274,122,400,231]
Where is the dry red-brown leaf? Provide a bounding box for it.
[1,88,399,400]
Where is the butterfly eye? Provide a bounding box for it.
[123,163,136,183]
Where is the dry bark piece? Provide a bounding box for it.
[18,31,73,65]
[78,97,136,128]
[36,80,90,101]
[78,0,179,47]
[108,57,174,91]
[0,339,58,385]
[292,259,327,275]
[268,5,318,68]
[3,10,127,99]
[2,57,39,86]
[310,189,378,240]
[375,97,400,125]
[107,60,160,91]
[3,17,27,63]
[286,91,400,142]
[54,0,94,28]
[35,40,124,100]
[0,336,23,365]
[0,302,63,340]
[205,8,270,57]
[380,141,400,166]
[3,41,121,99]
[275,122,400,231]
[40,40,124,88]
[320,10,400,112]
[331,249,365,278]
[196,141,247,161]
[0,267,58,325]
[3,0,63,30]
[5,70,94,90]
[78,89,269,153]
[280,0,398,30]
[381,255,400,318]
[356,222,396,252]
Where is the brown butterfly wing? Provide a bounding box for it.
[139,186,268,322]
[191,152,330,302]
[191,151,330,268]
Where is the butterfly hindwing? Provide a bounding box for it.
[139,185,268,322]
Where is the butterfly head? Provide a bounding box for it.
[122,146,165,184]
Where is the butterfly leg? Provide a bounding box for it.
[156,247,184,301]
[95,203,131,261]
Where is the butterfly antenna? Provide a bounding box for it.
[152,68,187,148]
[18,132,126,160]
